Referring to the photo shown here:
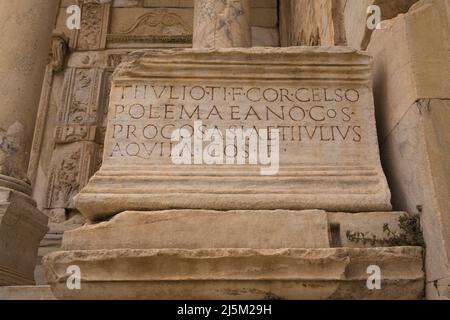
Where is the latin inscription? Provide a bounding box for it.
[107,84,364,162]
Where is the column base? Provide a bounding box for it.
[0,184,49,286]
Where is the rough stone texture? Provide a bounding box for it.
[280,0,347,46]
[369,0,450,141]
[368,0,450,299]
[34,214,85,285]
[328,211,406,248]
[381,100,450,299]
[74,47,391,221]
[43,247,424,300]
[344,0,419,50]
[60,210,406,251]
[193,0,252,48]
[0,286,56,300]
[44,209,421,299]
[0,189,48,285]
[62,210,331,250]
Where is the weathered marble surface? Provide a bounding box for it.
[344,0,419,49]
[74,47,391,221]
[280,0,347,46]
[0,189,48,286]
[368,0,450,299]
[61,210,331,250]
[60,210,406,251]
[0,286,56,300]
[193,0,252,48]
[44,246,424,300]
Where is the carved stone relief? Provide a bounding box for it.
[118,9,191,35]
[73,0,111,51]
[45,62,112,213]
[59,68,101,126]
[46,149,81,209]
[193,0,251,48]
[46,143,97,210]
[107,9,193,47]
[51,33,69,72]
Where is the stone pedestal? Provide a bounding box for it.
[43,47,424,299]
[0,188,48,285]
[0,0,58,285]
[74,47,391,221]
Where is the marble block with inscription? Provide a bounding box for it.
[75,47,391,221]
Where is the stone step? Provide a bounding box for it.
[0,286,56,300]
[61,210,406,251]
[43,247,424,300]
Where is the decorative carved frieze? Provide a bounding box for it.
[118,9,192,35]
[72,0,111,51]
[45,64,112,210]
[46,143,98,209]
[47,149,81,209]
[59,68,103,126]
[54,125,98,144]
[107,9,193,47]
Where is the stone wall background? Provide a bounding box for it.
[368,0,450,299]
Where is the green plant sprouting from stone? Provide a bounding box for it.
[346,214,425,247]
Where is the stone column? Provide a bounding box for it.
[0,0,59,181]
[193,0,251,48]
[0,0,59,286]
[279,0,347,47]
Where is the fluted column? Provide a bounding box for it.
[193,0,252,48]
[0,0,59,286]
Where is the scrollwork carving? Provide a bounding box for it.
[118,9,192,36]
